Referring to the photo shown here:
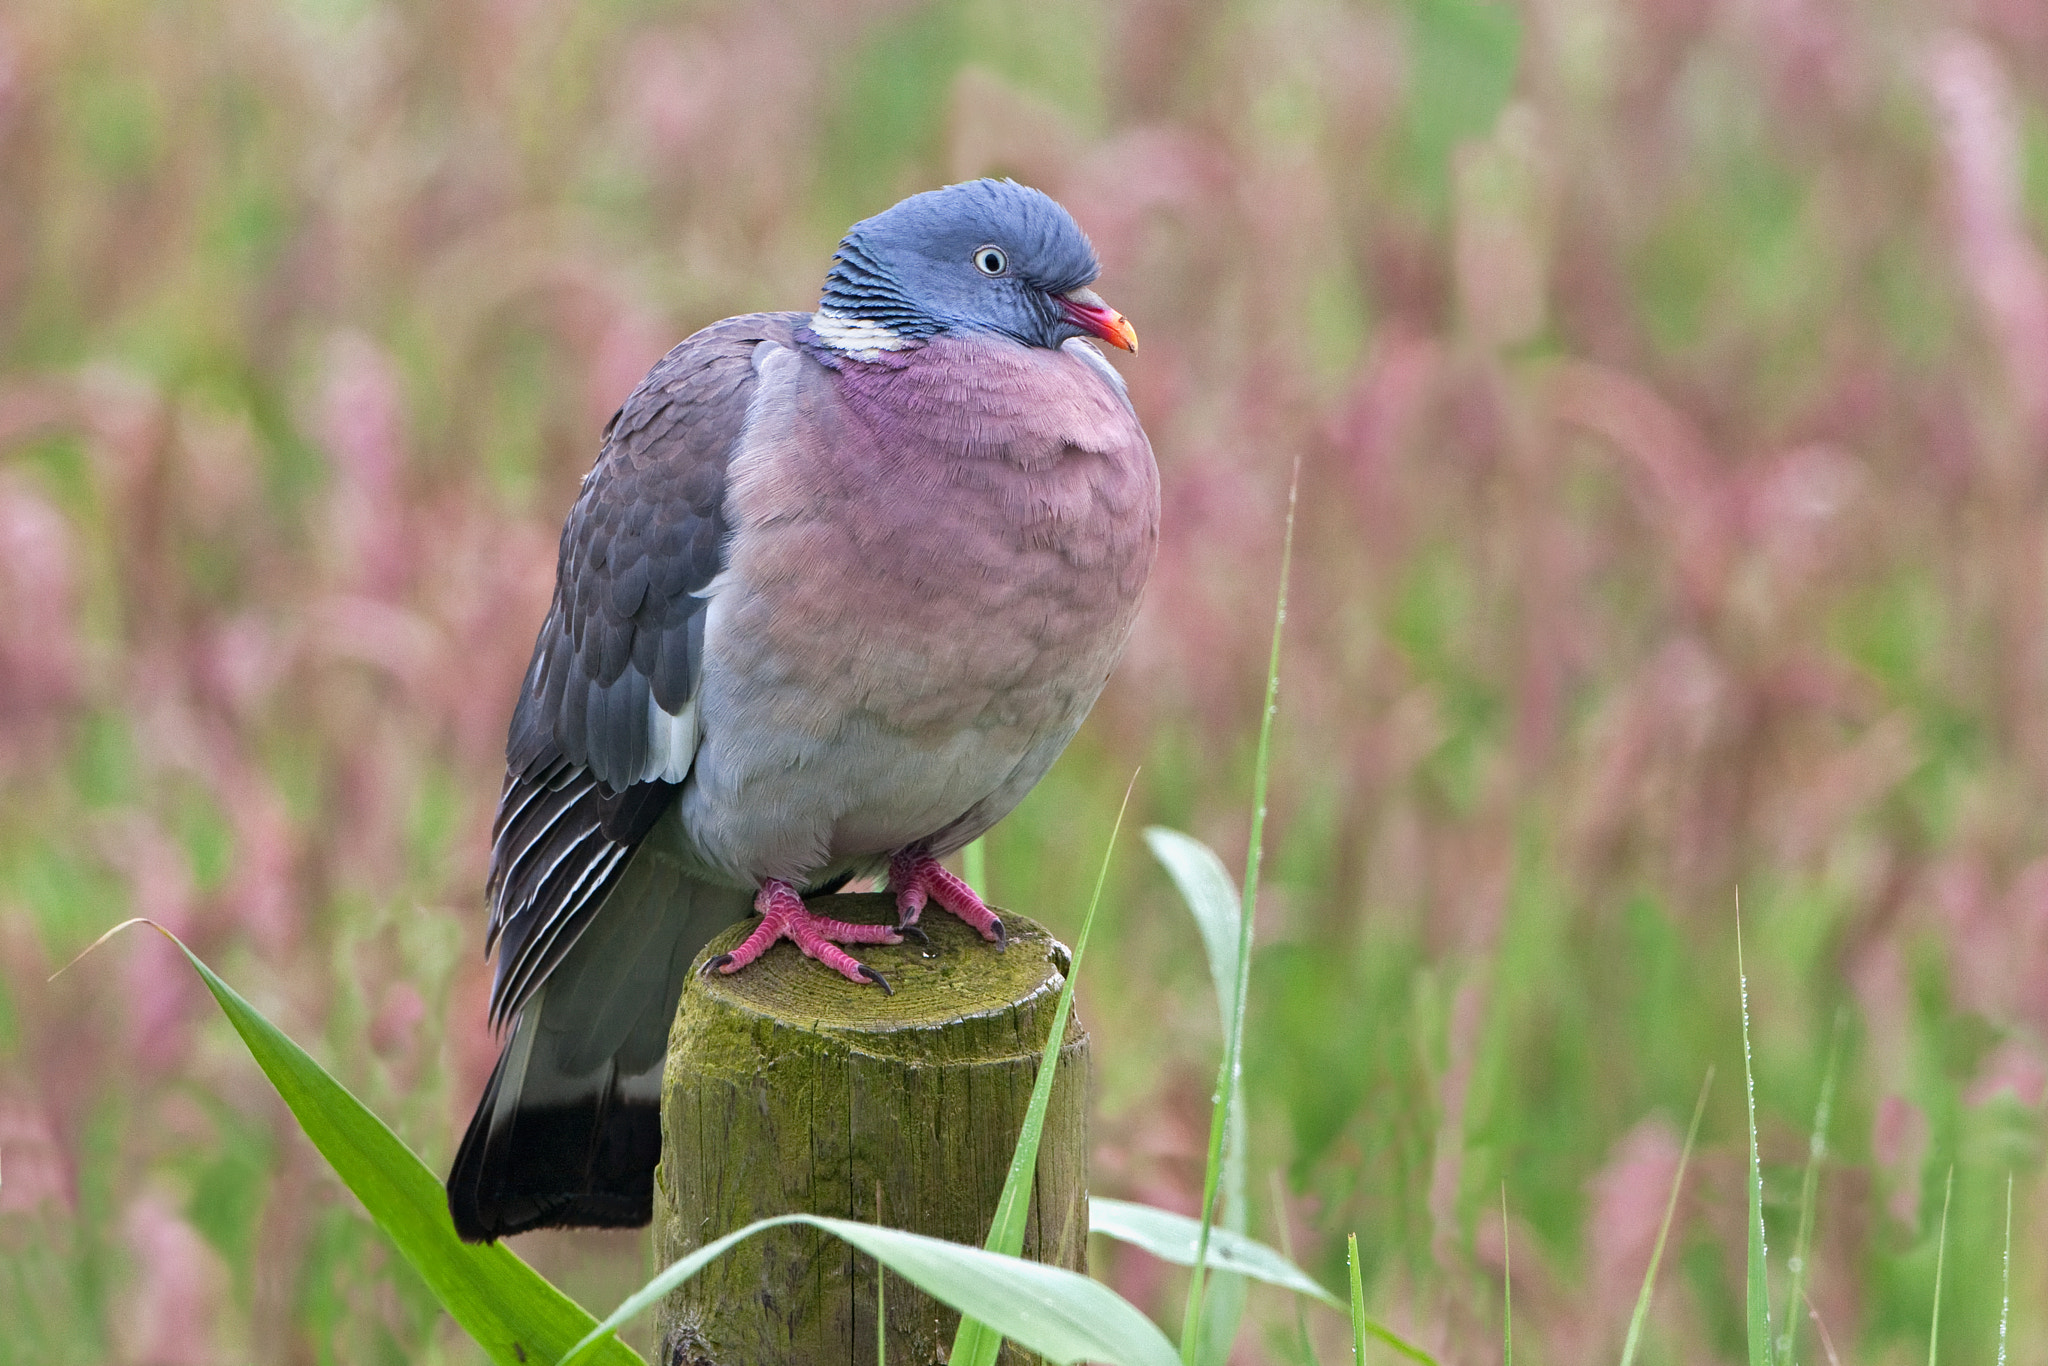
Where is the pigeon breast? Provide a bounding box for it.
[676,330,1159,885]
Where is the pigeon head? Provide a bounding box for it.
[816,179,1137,355]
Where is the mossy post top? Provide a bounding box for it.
[657,891,1090,1365]
[677,893,1080,1066]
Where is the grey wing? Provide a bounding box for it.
[483,312,803,1029]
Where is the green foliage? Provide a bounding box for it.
[817,0,1104,229]
[1634,147,1823,367]
[8,0,2048,1357]
[1619,1071,1712,1366]
[1179,468,1296,1366]
[1144,830,1244,1026]
[1740,921,1776,1366]
[1397,0,1523,213]
[1782,1012,1845,1366]
[1928,1167,1953,1366]
[1999,1174,2013,1366]
[1131,823,1438,1366]
[0,1207,111,1366]
[1144,825,1252,1363]
[62,62,163,181]
[1090,1198,1339,1311]
[5,840,127,963]
[181,1100,272,1304]
[1347,1234,1368,1366]
[951,779,1128,1366]
[1498,1191,1510,1366]
[567,1214,1177,1366]
[85,914,1352,1366]
[95,920,645,1366]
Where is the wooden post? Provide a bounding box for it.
[653,892,1089,1366]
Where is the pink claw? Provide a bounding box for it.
[706,879,902,990]
[889,851,1005,949]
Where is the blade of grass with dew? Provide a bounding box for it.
[1619,1068,1715,1366]
[1738,911,1776,1366]
[1501,1186,1512,1366]
[560,1214,1179,1366]
[1927,1166,1952,1366]
[949,773,1138,1366]
[68,920,643,1366]
[1998,1172,2012,1366]
[1181,458,1299,1365]
[1348,1233,1367,1366]
[1783,1008,1844,1366]
[1144,827,1251,1366]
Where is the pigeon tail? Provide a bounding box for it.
[446,1013,661,1240]
[448,849,750,1242]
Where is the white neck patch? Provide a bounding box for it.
[809,310,915,361]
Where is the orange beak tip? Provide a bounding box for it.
[1061,290,1139,354]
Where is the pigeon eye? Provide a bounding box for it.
[973,245,1008,276]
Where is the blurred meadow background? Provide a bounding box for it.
[4,0,2048,1360]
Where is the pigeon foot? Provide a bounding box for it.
[889,851,1006,950]
[705,879,902,987]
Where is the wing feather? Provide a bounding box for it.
[482,312,805,1027]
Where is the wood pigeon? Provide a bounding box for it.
[447,179,1158,1242]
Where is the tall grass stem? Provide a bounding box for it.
[949,771,1138,1366]
[1500,1185,1512,1366]
[1783,1007,1844,1365]
[1738,908,1775,1366]
[1927,1166,1952,1366]
[1347,1233,1367,1366]
[1998,1172,2012,1366]
[1619,1068,1714,1366]
[1179,458,1299,1363]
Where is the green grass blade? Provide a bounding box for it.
[1738,913,1776,1366]
[1783,1008,1844,1365]
[1144,829,1243,1024]
[1093,1190,1438,1365]
[950,773,1137,1366]
[1144,827,1251,1365]
[1181,458,1299,1364]
[1348,1233,1367,1366]
[1198,1204,1249,1366]
[1619,1068,1715,1366]
[85,920,642,1366]
[1501,1186,1512,1366]
[1091,1198,1340,1308]
[1927,1166,1952,1366]
[562,1214,1178,1366]
[1998,1172,2012,1366]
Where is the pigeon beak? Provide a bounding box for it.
[1059,287,1139,353]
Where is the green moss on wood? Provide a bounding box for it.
[654,893,1088,1366]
